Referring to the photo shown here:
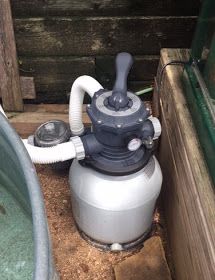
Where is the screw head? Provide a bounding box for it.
[97,120,102,124]
[116,124,122,128]
[87,104,91,108]
[138,118,143,122]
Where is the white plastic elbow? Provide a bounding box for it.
[22,137,85,164]
[69,75,103,135]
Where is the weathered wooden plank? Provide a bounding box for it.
[9,108,90,138]
[20,57,94,92]
[18,56,95,92]
[17,56,154,103]
[19,56,157,83]
[25,81,153,104]
[158,49,215,280]
[23,104,70,114]
[10,112,70,139]
[159,108,193,280]
[14,17,197,56]
[96,55,159,84]
[11,0,201,17]
[0,0,23,111]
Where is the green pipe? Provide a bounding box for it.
[135,87,153,96]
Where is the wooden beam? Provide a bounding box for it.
[18,56,95,95]
[8,104,90,138]
[17,56,154,103]
[10,0,201,17]
[157,49,215,280]
[0,0,23,111]
[14,17,197,56]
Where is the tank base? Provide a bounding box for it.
[76,223,151,251]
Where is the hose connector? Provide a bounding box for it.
[70,136,85,160]
[148,116,162,139]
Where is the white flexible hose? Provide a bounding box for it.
[1,76,103,163]
[1,100,86,164]
[0,104,78,164]
[0,104,7,118]
[22,139,77,164]
[69,75,103,135]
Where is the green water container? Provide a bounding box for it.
[0,112,58,280]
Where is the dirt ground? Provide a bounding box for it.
[36,164,172,280]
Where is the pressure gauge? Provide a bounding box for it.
[127,138,142,151]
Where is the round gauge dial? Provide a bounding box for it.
[127,138,142,151]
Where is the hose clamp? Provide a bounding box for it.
[70,136,85,160]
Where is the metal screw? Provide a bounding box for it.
[87,104,91,108]
[146,107,150,111]
[97,120,102,124]
[116,124,122,128]
[138,118,143,122]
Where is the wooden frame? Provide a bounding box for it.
[0,0,23,111]
[156,48,215,280]
[0,0,36,112]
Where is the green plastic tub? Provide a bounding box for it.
[0,112,58,280]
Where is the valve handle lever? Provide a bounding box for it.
[108,52,133,110]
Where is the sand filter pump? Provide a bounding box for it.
[22,52,163,251]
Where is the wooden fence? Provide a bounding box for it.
[11,0,200,104]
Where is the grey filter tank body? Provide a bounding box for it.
[70,157,162,247]
[69,52,162,250]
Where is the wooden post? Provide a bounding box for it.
[0,0,23,111]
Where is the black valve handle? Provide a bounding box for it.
[108,52,133,110]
